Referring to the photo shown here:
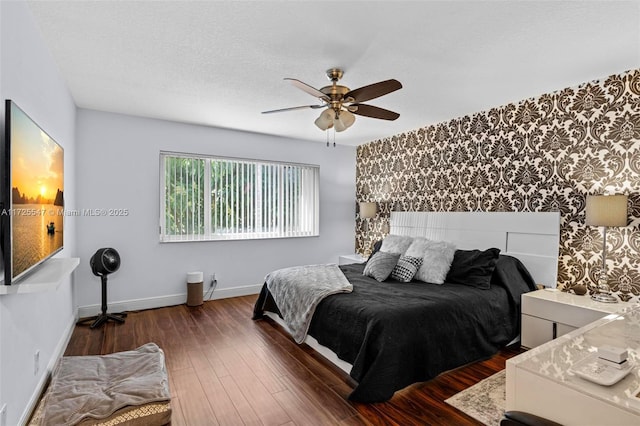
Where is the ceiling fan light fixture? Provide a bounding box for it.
[265,69,401,132]
[314,108,334,130]
[334,109,355,132]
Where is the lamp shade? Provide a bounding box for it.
[586,195,628,227]
[314,109,334,131]
[334,110,355,132]
[359,202,377,219]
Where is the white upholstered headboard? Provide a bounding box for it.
[390,212,561,288]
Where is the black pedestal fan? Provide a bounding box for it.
[77,248,127,329]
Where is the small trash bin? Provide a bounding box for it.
[186,271,204,306]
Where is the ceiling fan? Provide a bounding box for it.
[262,68,402,132]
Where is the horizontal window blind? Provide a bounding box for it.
[160,152,319,242]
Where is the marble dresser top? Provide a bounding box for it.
[514,303,640,415]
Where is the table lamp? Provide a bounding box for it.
[585,194,628,303]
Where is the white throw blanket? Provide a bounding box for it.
[266,264,352,343]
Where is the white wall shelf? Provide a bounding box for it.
[0,257,80,295]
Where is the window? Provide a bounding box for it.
[160,152,319,242]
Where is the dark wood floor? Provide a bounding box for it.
[66,295,523,425]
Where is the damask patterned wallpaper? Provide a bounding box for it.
[356,69,640,302]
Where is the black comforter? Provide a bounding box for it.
[253,255,535,402]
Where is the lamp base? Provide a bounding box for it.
[591,293,619,303]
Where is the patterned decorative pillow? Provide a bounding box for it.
[390,255,423,282]
[363,251,401,282]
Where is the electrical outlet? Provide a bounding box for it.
[210,273,216,287]
[0,402,7,426]
[34,350,40,376]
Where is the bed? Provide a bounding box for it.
[253,212,560,402]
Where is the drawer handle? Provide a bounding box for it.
[552,322,557,339]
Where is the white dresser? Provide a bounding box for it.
[507,304,640,425]
[521,289,621,348]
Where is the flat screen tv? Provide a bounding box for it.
[2,100,64,285]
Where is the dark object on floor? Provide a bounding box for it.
[77,248,127,328]
[501,411,563,426]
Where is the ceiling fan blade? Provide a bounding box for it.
[262,105,325,114]
[350,104,400,121]
[345,79,402,103]
[284,78,331,101]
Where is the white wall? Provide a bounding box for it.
[0,1,77,425]
[75,109,356,313]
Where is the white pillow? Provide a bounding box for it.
[380,234,414,255]
[405,237,433,258]
[412,239,456,284]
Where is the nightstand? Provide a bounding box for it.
[338,254,367,265]
[521,289,622,348]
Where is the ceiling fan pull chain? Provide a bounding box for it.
[326,129,330,147]
[333,128,336,148]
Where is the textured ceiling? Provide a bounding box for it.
[26,1,640,146]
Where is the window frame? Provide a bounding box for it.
[159,151,320,242]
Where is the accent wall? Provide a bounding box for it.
[356,69,640,303]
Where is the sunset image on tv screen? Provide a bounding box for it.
[10,102,64,280]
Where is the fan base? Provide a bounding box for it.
[77,312,127,329]
[326,68,344,81]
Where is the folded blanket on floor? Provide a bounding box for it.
[266,264,352,343]
[42,343,170,426]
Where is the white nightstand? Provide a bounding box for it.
[338,254,367,265]
[521,289,622,348]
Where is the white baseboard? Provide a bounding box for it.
[76,284,262,318]
[204,283,263,301]
[20,313,76,425]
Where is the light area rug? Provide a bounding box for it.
[445,370,505,426]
